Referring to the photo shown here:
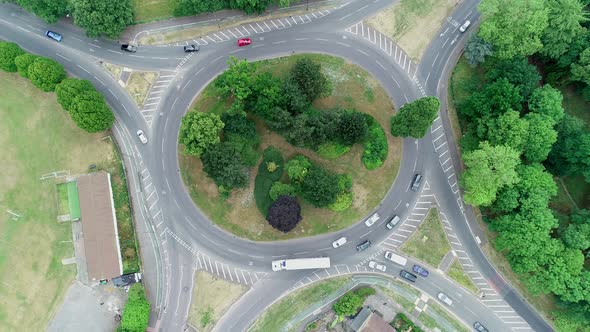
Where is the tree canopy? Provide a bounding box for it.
[56,78,96,112]
[14,53,39,78]
[69,90,115,132]
[0,41,25,72]
[201,142,248,190]
[179,112,224,157]
[485,57,541,99]
[463,35,494,67]
[522,113,557,163]
[266,195,302,232]
[27,57,66,92]
[541,0,588,60]
[15,0,68,23]
[300,164,340,207]
[390,96,440,138]
[528,85,565,124]
[288,57,331,102]
[72,0,134,39]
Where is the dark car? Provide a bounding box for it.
[46,30,63,42]
[473,322,489,332]
[356,240,371,252]
[184,44,200,52]
[412,264,429,277]
[121,44,137,53]
[411,174,422,191]
[399,270,417,282]
[385,215,400,230]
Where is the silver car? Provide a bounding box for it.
[137,130,148,144]
[437,292,453,306]
[368,261,386,272]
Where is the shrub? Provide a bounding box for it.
[355,287,376,298]
[0,41,25,72]
[28,57,66,92]
[56,78,95,111]
[118,283,150,332]
[224,133,260,167]
[221,113,257,138]
[301,164,340,207]
[333,292,364,317]
[329,192,353,212]
[337,174,353,192]
[266,195,302,232]
[336,109,368,145]
[254,146,284,214]
[266,161,278,173]
[362,115,388,170]
[269,182,296,201]
[201,142,249,190]
[285,155,312,183]
[390,313,424,332]
[14,53,39,78]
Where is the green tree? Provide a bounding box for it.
[215,57,257,105]
[229,0,273,14]
[478,0,548,59]
[546,115,590,180]
[523,113,557,163]
[248,72,283,117]
[221,113,257,138]
[119,283,150,332]
[460,78,522,120]
[265,106,294,132]
[269,182,296,200]
[69,90,115,132]
[281,79,309,115]
[336,109,368,145]
[563,223,590,251]
[14,53,39,78]
[0,41,25,72]
[301,165,340,207]
[390,96,440,138]
[485,57,541,99]
[460,142,521,206]
[528,84,565,125]
[463,35,494,67]
[286,155,312,183]
[179,112,224,157]
[28,57,66,92]
[15,0,68,23]
[541,0,588,60]
[289,57,331,102]
[333,292,364,317]
[484,110,529,151]
[72,0,134,39]
[571,48,590,85]
[56,78,95,111]
[201,142,248,189]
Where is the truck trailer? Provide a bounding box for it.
[272,257,331,271]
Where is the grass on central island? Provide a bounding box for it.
[180,53,402,241]
[400,208,451,267]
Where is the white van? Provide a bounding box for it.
[384,251,407,266]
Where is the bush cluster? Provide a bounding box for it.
[254,146,284,214]
[390,313,424,332]
[118,283,150,332]
[362,114,388,170]
[332,287,375,317]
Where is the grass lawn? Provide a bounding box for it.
[366,0,458,62]
[180,53,402,241]
[56,183,70,216]
[188,272,248,331]
[447,259,478,294]
[250,276,349,332]
[133,0,177,23]
[400,208,451,267]
[0,72,117,330]
[126,71,158,107]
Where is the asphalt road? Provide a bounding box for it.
[0,0,553,331]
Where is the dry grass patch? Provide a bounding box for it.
[180,54,402,240]
[126,71,158,107]
[102,62,123,81]
[188,272,248,331]
[367,0,458,62]
[447,259,478,294]
[400,208,451,267]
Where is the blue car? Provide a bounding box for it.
[412,264,429,277]
[46,30,63,42]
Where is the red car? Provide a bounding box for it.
[237,37,252,47]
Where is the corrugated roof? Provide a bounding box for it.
[77,172,122,281]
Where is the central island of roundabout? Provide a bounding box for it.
[178,53,403,241]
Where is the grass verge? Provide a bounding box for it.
[102,62,122,81]
[424,300,471,332]
[133,0,176,23]
[188,272,248,331]
[250,276,350,332]
[0,71,116,330]
[447,259,478,294]
[180,53,401,241]
[400,208,451,267]
[126,71,158,107]
[366,0,458,61]
[377,286,416,312]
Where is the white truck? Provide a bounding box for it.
[272,257,331,271]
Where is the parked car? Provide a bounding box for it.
[364,212,380,227]
[459,20,471,33]
[356,240,371,252]
[399,270,417,282]
[332,237,347,248]
[385,215,400,230]
[411,174,422,191]
[46,30,63,42]
[137,130,148,144]
[412,264,429,277]
[184,44,200,52]
[237,37,252,46]
[437,292,453,306]
[384,251,407,266]
[473,322,489,332]
[121,44,137,53]
[368,261,386,272]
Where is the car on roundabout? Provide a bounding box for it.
[459,20,471,33]
[412,264,429,277]
[385,215,400,230]
[45,30,63,42]
[368,261,386,272]
[399,270,417,282]
[356,240,371,252]
[437,292,453,306]
[184,44,200,52]
[364,212,380,227]
[121,44,137,53]
[238,37,251,47]
[332,237,347,248]
[473,322,489,332]
[137,130,148,144]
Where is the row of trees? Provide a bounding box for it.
[0,41,114,132]
[458,0,590,329]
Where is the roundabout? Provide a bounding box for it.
[0,1,554,331]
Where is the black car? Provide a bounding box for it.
[356,240,371,252]
[121,44,137,53]
[385,215,400,230]
[412,264,429,277]
[473,322,489,332]
[184,44,200,52]
[399,270,417,282]
[411,174,422,191]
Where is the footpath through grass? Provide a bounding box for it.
[400,208,451,267]
[0,72,115,330]
[180,53,401,241]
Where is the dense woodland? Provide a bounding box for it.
[458,0,590,330]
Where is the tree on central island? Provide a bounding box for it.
[266,195,302,233]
